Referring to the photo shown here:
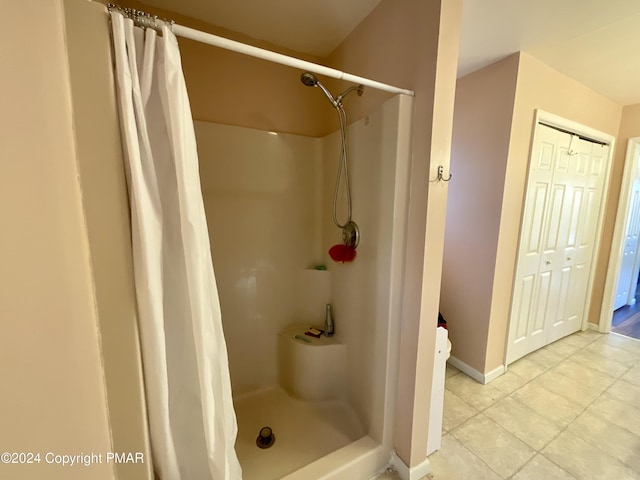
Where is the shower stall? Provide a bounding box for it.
[197,92,413,479]
[102,4,416,478]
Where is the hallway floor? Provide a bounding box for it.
[436,330,640,479]
[612,310,640,340]
[376,329,640,479]
[612,286,640,341]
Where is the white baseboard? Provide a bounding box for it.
[447,356,483,383]
[484,364,506,383]
[447,356,505,385]
[389,452,431,480]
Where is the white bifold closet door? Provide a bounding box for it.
[507,123,609,364]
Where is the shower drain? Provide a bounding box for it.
[256,426,276,449]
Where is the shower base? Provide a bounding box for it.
[234,386,365,480]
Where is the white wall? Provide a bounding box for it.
[196,95,409,452]
[196,122,326,395]
[322,96,407,442]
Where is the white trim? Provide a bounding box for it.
[535,110,614,145]
[588,322,600,332]
[389,452,431,480]
[427,327,448,455]
[380,95,414,457]
[610,331,640,343]
[447,356,505,384]
[600,138,640,332]
[484,365,507,384]
[447,356,483,383]
[171,24,414,97]
[504,110,616,363]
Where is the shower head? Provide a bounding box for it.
[300,72,364,109]
[300,72,338,108]
[300,72,318,87]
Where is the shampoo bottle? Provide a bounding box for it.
[324,304,334,337]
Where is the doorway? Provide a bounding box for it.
[611,272,640,339]
[601,138,640,340]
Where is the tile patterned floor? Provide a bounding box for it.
[435,330,640,479]
[375,330,640,480]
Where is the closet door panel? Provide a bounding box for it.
[508,125,563,363]
[507,124,609,363]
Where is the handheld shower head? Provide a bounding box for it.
[300,72,365,109]
[300,72,338,107]
[299,71,363,244]
[300,72,318,87]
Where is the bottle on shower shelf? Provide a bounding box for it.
[324,304,334,337]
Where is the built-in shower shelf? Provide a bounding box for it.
[278,324,346,401]
[280,324,342,347]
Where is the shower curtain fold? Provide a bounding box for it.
[109,12,242,480]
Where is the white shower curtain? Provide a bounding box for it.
[109,12,242,480]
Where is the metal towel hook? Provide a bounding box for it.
[567,134,579,156]
[435,165,452,182]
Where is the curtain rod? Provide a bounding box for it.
[539,121,608,146]
[107,4,415,97]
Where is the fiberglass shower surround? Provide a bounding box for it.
[198,94,414,480]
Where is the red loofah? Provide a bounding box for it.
[329,244,357,263]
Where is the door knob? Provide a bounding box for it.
[546,260,552,265]
[567,257,572,261]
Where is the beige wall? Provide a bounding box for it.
[617,104,640,148]
[63,1,153,479]
[327,0,463,467]
[447,52,623,374]
[0,1,114,479]
[180,40,332,136]
[488,52,622,371]
[103,0,333,137]
[441,55,519,370]
[591,103,640,326]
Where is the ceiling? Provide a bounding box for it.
[141,0,640,106]
[458,0,640,106]
[139,0,383,57]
